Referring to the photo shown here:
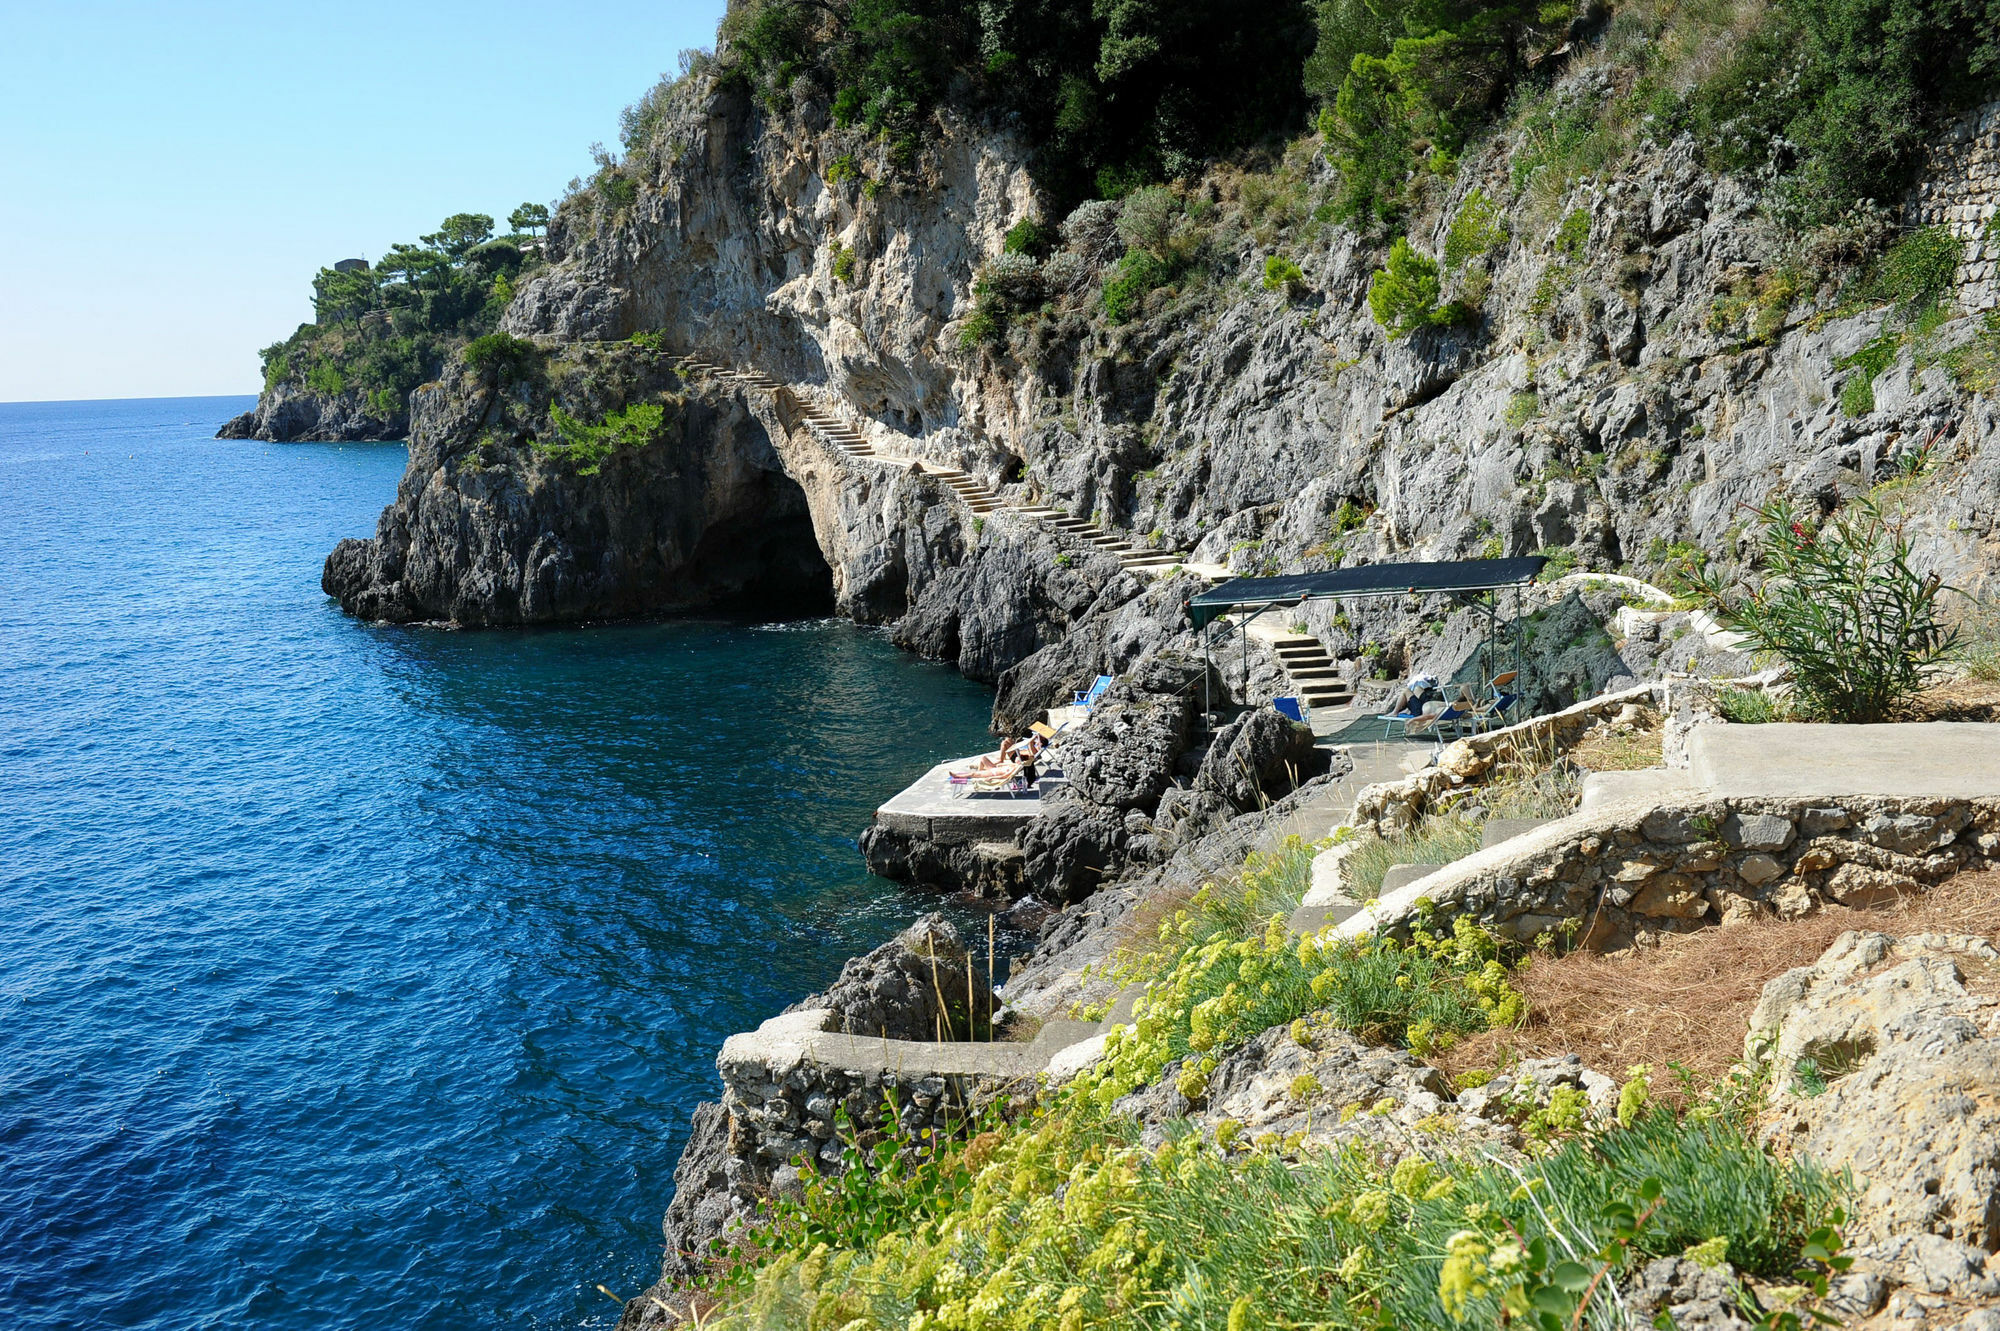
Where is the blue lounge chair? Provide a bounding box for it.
[1460,672,1523,737]
[1074,675,1114,709]
[1273,696,1307,723]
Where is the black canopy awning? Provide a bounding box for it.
[1186,556,1546,628]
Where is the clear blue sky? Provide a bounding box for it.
[0,0,729,402]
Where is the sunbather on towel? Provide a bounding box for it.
[950,735,1044,779]
[1382,673,1440,717]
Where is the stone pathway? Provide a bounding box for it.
[677,356,1228,581]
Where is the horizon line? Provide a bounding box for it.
[0,391,261,407]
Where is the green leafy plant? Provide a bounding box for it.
[1688,497,1958,722]
[534,401,664,476]
[1263,254,1307,294]
[1368,237,1458,337]
[1506,391,1540,428]
[1443,188,1507,270]
[461,332,540,382]
[1714,688,1782,724]
[1554,208,1590,264]
[831,243,858,283]
[1002,215,1054,257]
[1872,226,1960,312]
[1102,248,1167,324]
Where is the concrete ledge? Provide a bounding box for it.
[1382,862,1443,894]
[1690,724,2000,799]
[1483,817,1554,848]
[1581,768,1696,811]
[873,755,1043,845]
[721,1007,1102,1083]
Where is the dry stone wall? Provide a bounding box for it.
[1911,99,2000,313]
[1339,794,2000,951]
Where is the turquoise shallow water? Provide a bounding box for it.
[0,398,998,1330]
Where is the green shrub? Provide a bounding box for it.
[825,152,860,185]
[593,168,639,209]
[303,361,346,396]
[1442,188,1506,270]
[1330,499,1369,534]
[1555,207,1590,263]
[1002,215,1054,257]
[1689,497,1959,722]
[956,303,1001,348]
[1673,0,2000,226]
[1102,248,1166,324]
[1873,225,1961,312]
[461,332,539,382]
[534,401,664,476]
[1262,253,1306,294]
[1114,185,1182,259]
[1505,391,1539,428]
[1367,238,1451,337]
[831,243,857,283]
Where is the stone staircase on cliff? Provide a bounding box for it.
[1240,619,1354,716]
[676,355,1217,580]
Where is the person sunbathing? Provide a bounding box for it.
[950,735,1043,778]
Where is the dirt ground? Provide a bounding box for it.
[1434,870,2000,1102]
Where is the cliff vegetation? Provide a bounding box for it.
[220,207,550,441]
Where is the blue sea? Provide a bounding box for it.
[0,397,998,1330]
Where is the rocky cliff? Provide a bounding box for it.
[218,379,407,443]
[321,49,2000,691]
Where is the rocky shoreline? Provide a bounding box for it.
[229,19,2000,1325]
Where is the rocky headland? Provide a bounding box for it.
[225,1,2000,1323]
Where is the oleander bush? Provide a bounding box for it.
[1690,497,1959,722]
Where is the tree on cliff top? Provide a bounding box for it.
[508,203,550,239]
[716,0,1317,202]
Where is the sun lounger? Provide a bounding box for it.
[1074,675,1114,709]
[1405,699,1475,743]
[1460,691,1522,736]
[1377,700,1440,740]
[1273,696,1307,723]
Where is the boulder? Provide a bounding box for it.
[1192,708,1327,811]
[788,914,995,1041]
[1751,930,2000,1247]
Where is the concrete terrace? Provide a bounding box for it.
[873,755,1043,844]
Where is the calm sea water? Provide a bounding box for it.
[0,398,998,1330]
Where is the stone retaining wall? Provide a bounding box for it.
[1349,682,1667,835]
[1333,793,2000,951]
[715,1009,1098,1179]
[1910,99,2000,313]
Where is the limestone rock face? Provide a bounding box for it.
[320,361,830,625]
[218,380,406,443]
[1752,930,2000,1247]
[1193,708,1325,811]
